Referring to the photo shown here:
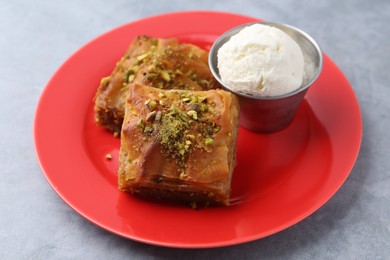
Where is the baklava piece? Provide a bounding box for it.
[118,84,239,207]
[94,35,219,135]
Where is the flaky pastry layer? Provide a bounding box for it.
[94,35,219,136]
[118,84,239,207]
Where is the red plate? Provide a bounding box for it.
[34,11,362,248]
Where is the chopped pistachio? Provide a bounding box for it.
[136,52,149,61]
[146,73,158,81]
[160,70,171,81]
[178,112,188,122]
[128,74,135,82]
[197,96,207,103]
[155,111,162,122]
[199,103,208,112]
[150,90,221,175]
[146,111,157,122]
[144,99,157,111]
[144,126,154,134]
[186,110,198,120]
[123,69,135,82]
[132,65,140,73]
[169,105,178,114]
[184,140,192,150]
[205,137,214,145]
[137,118,144,129]
[100,76,110,87]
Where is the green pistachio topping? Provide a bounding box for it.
[137,90,220,176]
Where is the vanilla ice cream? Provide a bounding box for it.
[217,24,305,96]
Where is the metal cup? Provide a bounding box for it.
[209,22,323,133]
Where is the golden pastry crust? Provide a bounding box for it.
[94,35,219,136]
[118,84,239,207]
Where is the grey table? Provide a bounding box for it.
[1,0,389,259]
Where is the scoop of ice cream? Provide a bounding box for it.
[217,24,305,96]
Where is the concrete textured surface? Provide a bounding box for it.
[1,0,389,259]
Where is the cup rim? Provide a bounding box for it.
[208,21,324,100]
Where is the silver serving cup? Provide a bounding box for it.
[209,22,323,133]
